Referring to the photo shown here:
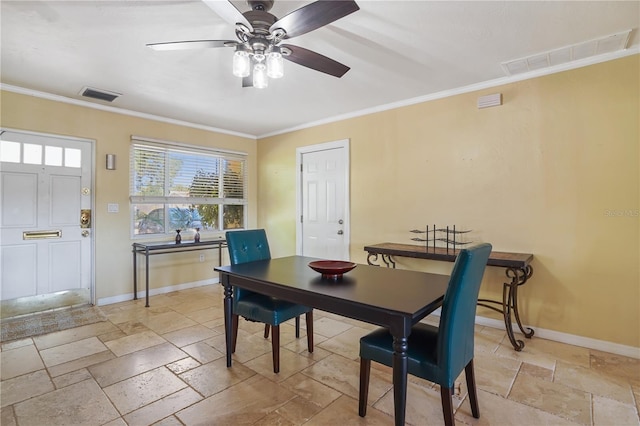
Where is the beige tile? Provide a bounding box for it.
[592,394,640,426]
[555,360,634,404]
[1,370,54,407]
[590,349,640,387]
[306,394,394,425]
[51,367,93,389]
[104,329,166,356]
[162,324,217,347]
[375,378,464,426]
[1,338,34,351]
[302,354,392,404]
[509,372,592,425]
[1,406,17,426]
[123,387,202,426]
[205,328,271,363]
[496,337,590,370]
[13,379,120,425]
[88,342,187,387]
[474,351,521,397]
[0,344,44,380]
[166,356,201,375]
[176,375,296,424]
[318,326,372,360]
[150,415,184,426]
[252,411,296,426]
[456,389,584,425]
[312,316,353,338]
[520,361,554,381]
[179,357,256,397]
[181,340,225,364]
[39,336,108,367]
[141,311,197,334]
[275,395,323,424]
[184,306,225,325]
[634,385,640,416]
[245,347,319,382]
[102,418,128,426]
[281,373,343,409]
[170,296,219,315]
[103,367,187,415]
[47,349,115,377]
[116,320,152,336]
[32,321,117,350]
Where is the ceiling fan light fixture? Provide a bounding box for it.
[232,49,251,77]
[253,63,269,88]
[266,49,284,78]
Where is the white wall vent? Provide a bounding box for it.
[79,86,121,102]
[501,30,632,76]
[477,93,503,109]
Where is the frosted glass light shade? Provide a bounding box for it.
[233,50,250,77]
[266,51,284,78]
[253,63,268,88]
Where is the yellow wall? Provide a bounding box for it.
[0,90,257,301]
[257,55,639,348]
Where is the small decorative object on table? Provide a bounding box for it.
[410,224,472,252]
[175,229,182,244]
[194,228,200,243]
[308,260,357,280]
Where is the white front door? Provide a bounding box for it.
[296,140,350,260]
[0,130,93,311]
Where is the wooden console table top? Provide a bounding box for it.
[364,242,533,269]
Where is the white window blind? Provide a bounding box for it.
[130,137,247,236]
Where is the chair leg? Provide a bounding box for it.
[264,324,270,339]
[231,314,239,353]
[359,358,371,417]
[295,316,300,338]
[440,385,455,426]
[305,311,314,353]
[465,359,480,419]
[271,325,280,373]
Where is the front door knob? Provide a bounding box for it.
[337,230,343,235]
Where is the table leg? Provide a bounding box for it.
[145,248,150,308]
[133,249,137,300]
[504,266,535,350]
[223,276,233,368]
[391,335,409,426]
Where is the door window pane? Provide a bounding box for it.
[45,146,63,166]
[65,148,81,168]
[0,141,20,163]
[24,144,42,165]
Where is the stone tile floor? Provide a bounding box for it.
[1,284,638,425]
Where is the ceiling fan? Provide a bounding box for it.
[147,0,360,88]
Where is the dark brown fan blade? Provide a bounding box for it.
[270,1,359,39]
[281,44,350,77]
[202,0,253,32]
[147,40,237,51]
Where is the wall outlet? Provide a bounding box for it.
[199,254,205,262]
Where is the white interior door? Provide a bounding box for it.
[296,139,350,260]
[0,130,93,310]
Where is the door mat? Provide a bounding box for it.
[1,305,108,343]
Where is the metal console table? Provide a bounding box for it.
[364,242,534,351]
[132,238,227,307]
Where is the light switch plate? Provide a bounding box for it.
[107,203,119,213]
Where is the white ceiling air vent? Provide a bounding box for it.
[79,86,121,102]
[501,30,632,76]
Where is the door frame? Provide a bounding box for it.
[0,127,97,305]
[295,139,350,257]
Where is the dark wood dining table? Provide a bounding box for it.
[215,255,450,426]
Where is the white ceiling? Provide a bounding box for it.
[2,1,638,138]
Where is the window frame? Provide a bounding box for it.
[129,136,248,239]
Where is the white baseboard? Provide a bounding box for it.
[474,315,640,360]
[97,278,218,306]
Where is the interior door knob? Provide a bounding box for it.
[337,230,343,235]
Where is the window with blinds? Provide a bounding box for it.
[130,138,247,237]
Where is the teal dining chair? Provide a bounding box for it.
[358,243,492,426]
[225,229,314,373]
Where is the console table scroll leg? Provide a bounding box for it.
[503,268,525,351]
[367,252,380,266]
[511,266,535,339]
[133,249,137,300]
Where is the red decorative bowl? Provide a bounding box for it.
[308,260,357,279]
